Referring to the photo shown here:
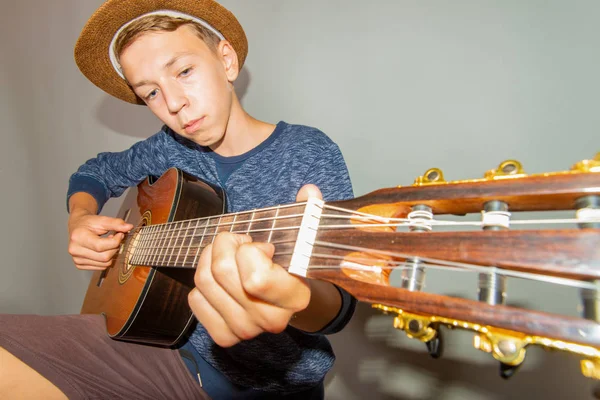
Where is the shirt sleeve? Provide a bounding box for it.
[302,141,357,335]
[66,130,170,213]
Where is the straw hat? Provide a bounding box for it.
[74,0,248,105]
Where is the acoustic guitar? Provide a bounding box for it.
[81,154,600,380]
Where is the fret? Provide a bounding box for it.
[229,214,237,232]
[228,211,253,236]
[192,217,210,268]
[247,211,255,235]
[163,222,175,266]
[268,203,305,243]
[159,223,175,266]
[212,215,223,243]
[258,202,310,271]
[267,206,280,243]
[172,221,185,267]
[150,224,160,265]
[220,215,235,235]
[175,221,187,266]
[154,224,170,266]
[268,203,308,268]
[170,222,182,265]
[244,208,275,243]
[183,218,201,268]
[165,222,179,265]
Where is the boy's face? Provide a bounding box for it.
[119,25,237,147]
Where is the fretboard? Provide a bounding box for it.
[128,203,309,269]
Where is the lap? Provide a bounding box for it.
[0,314,208,400]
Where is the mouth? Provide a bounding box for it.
[183,117,205,134]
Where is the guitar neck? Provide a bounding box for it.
[128,202,308,269]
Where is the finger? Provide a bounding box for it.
[296,184,323,202]
[207,233,268,305]
[188,287,245,348]
[237,242,310,311]
[195,239,265,341]
[74,264,108,271]
[72,256,115,268]
[208,235,292,333]
[209,232,253,291]
[69,242,119,263]
[89,216,134,235]
[71,230,125,253]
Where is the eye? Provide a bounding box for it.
[145,89,158,101]
[179,67,193,77]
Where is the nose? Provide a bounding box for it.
[162,82,188,114]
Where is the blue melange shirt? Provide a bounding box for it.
[67,121,356,394]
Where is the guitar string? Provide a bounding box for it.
[236,238,596,290]
[119,204,600,243]
[115,236,597,291]
[124,220,600,255]
[304,241,598,290]
[112,204,598,290]
[122,217,597,264]
[120,204,598,259]
[117,201,600,238]
[124,216,594,240]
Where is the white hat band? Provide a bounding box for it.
[108,9,225,80]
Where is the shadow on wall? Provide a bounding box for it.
[93,67,251,138]
[327,303,599,400]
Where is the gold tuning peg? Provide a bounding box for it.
[414,168,446,186]
[571,152,600,173]
[484,160,526,180]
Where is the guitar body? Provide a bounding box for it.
[80,168,226,346]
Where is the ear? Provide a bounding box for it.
[217,40,239,83]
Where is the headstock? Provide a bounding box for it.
[307,153,600,380]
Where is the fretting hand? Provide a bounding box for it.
[188,185,323,347]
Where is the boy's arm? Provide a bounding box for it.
[67,131,168,270]
[67,131,170,213]
[69,192,99,216]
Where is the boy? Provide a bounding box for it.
[0,0,355,399]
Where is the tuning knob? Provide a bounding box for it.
[571,152,600,173]
[413,168,446,186]
[499,362,521,379]
[425,329,444,359]
[484,160,525,179]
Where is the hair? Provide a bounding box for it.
[113,14,222,64]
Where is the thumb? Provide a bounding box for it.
[296,184,323,202]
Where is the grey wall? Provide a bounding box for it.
[1,0,598,398]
